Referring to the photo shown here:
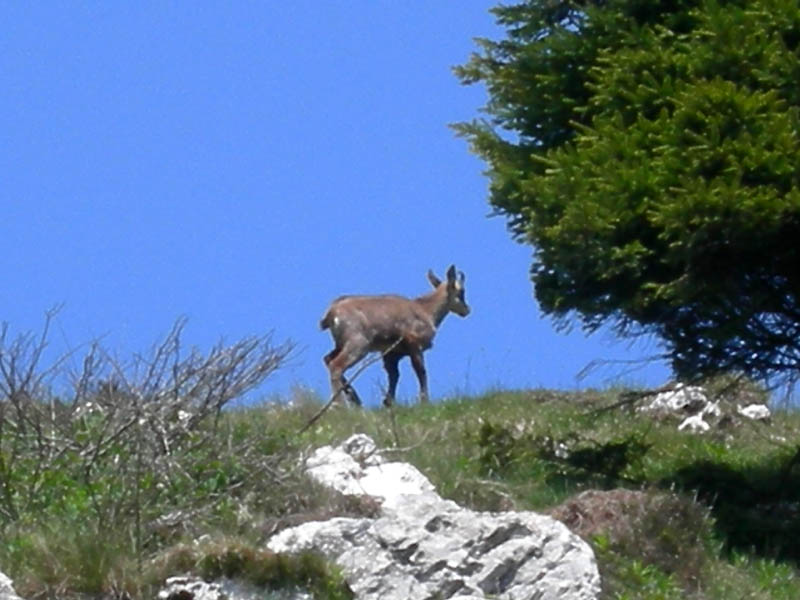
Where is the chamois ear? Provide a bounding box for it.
[427,269,442,288]
[446,265,457,283]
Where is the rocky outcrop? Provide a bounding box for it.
[638,383,771,433]
[267,434,600,600]
[0,572,23,600]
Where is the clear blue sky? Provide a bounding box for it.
[2,3,671,406]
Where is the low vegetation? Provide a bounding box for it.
[1,321,799,598]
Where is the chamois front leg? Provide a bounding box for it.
[409,350,429,404]
[382,353,401,407]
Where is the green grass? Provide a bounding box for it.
[281,387,800,599]
[2,385,800,598]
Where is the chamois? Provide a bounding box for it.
[320,265,470,406]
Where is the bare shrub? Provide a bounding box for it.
[0,312,295,594]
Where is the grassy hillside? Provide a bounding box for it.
[2,384,800,599]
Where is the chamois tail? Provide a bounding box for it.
[320,309,334,331]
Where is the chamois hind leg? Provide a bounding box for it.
[382,352,401,407]
[323,346,360,405]
[325,340,367,406]
[323,346,339,366]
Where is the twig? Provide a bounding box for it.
[379,428,436,454]
[576,352,670,383]
[298,338,403,435]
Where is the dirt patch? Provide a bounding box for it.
[549,488,714,591]
[548,489,652,542]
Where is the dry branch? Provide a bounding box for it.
[298,337,403,435]
[0,315,295,528]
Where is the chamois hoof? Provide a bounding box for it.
[343,384,361,407]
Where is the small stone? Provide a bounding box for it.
[737,404,771,421]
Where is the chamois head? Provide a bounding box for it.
[427,265,470,318]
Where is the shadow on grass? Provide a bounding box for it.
[543,437,800,563]
[477,415,800,564]
[538,435,652,493]
[662,448,800,563]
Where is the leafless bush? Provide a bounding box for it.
[0,311,295,555]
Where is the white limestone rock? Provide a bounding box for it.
[157,576,312,600]
[268,434,601,600]
[678,414,711,433]
[639,384,709,414]
[737,403,771,421]
[305,433,436,513]
[638,383,765,433]
[0,572,23,600]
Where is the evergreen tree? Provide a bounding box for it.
[456,0,800,385]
